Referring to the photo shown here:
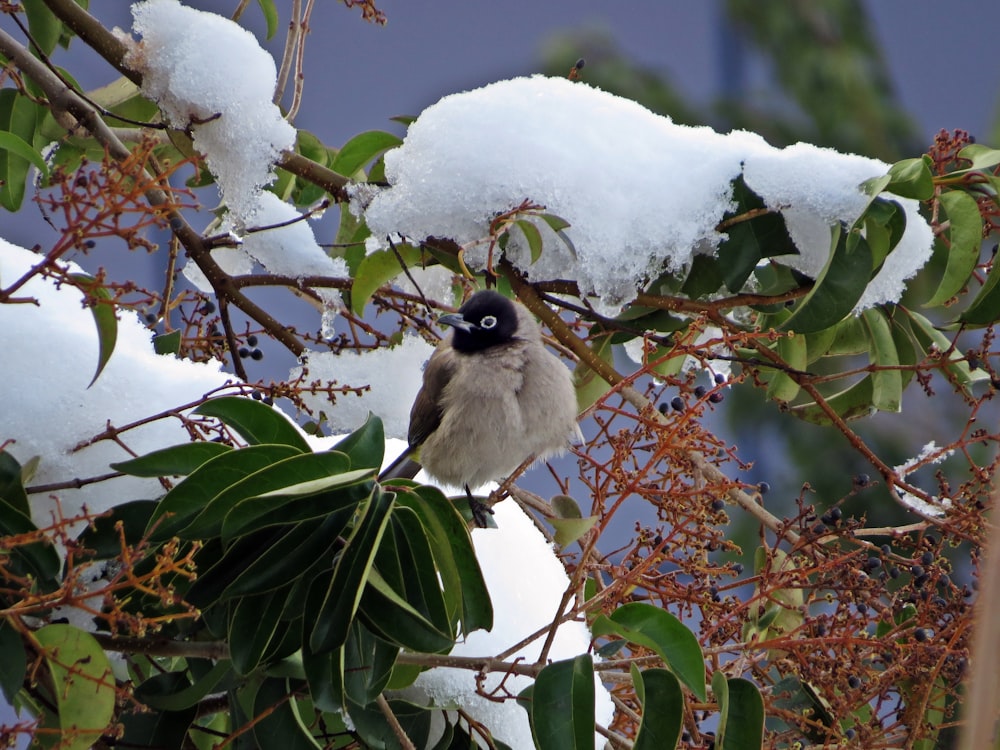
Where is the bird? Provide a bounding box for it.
[382,290,581,526]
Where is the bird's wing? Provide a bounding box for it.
[407,347,456,449]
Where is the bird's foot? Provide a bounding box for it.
[465,486,494,528]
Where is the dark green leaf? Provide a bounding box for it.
[302,640,343,714]
[526,654,595,750]
[594,602,706,701]
[118,704,196,749]
[681,252,726,298]
[331,414,386,470]
[147,443,302,541]
[904,309,989,391]
[135,661,233,711]
[633,668,683,750]
[309,489,394,653]
[350,242,425,314]
[68,274,118,388]
[0,89,42,211]
[348,697,433,749]
[359,568,456,654]
[342,620,398,706]
[24,2,62,56]
[717,676,764,750]
[111,441,232,477]
[926,190,984,306]
[885,156,934,200]
[0,618,26,704]
[76,500,158,560]
[153,329,182,355]
[183,450,354,539]
[252,678,322,749]
[789,375,876,425]
[782,227,873,334]
[222,510,353,599]
[958,253,1000,326]
[0,499,61,585]
[195,396,311,451]
[331,130,402,177]
[229,589,287,674]
[0,450,30,517]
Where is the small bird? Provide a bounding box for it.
[384,290,580,525]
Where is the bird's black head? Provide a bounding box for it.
[440,290,520,353]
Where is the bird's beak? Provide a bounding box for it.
[437,312,474,332]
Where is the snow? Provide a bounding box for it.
[362,75,933,315]
[0,240,234,528]
[892,441,955,518]
[126,0,296,225]
[292,335,436,439]
[402,500,615,749]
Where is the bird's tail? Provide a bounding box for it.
[379,447,422,482]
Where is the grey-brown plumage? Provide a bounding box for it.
[388,290,580,518]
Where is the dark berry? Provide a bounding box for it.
[914,627,930,642]
[845,729,856,740]
[144,313,157,324]
[856,602,868,615]
[711,498,725,511]
[263,396,274,406]
[914,574,929,588]
[247,334,258,346]
[757,481,770,494]
[854,473,871,487]
[671,396,684,411]
[199,300,216,314]
[658,402,669,414]
[714,372,727,384]
[880,544,891,555]
[251,391,262,400]
[694,385,706,398]
[847,675,861,689]
[864,557,881,571]
[250,348,264,361]
[238,347,251,358]
[911,565,925,578]
[732,563,744,575]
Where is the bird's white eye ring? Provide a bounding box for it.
[479,315,498,329]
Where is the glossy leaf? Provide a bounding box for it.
[348,697,434,749]
[0,131,48,179]
[309,489,394,653]
[861,308,902,412]
[76,499,158,560]
[926,190,984,306]
[0,89,41,211]
[152,329,182,355]
[68,274,118,388]
[351,242,425,313]
[0,618,26,704]
[180,450,355,539]
[954,143,1000,173]
[633,667,683,750]
[135,660,233,711]
[110,441,232,477]
[195,396,311,451]
[550,515,600,547]
[514,219,544,263]
[0,498,61,585]
[118,703,196,749]
[332,414,387,470]
[526,654,595,750]
[34,624,116,750]
[782,227,873,334]
[331,130,402,177]
[789,375,875,425]
[714,673,765,750]
[764,332,807,403]
[359,567,456,654]
[593,602,706,701]
[229,589,287,674]
[24,1,63,56]
[147,443,303,540]
[574,330,615,410]
[252,678,322,749]
[342,620,398,706]
[302,641,343,714]
[885,156,934,200]
[905,308,989,391]
[0,450,31,516]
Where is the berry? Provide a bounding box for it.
[238,347,250,358]
[714,372,727,384]
[914,627,930,642]
[247,334,258,346]
[757,481,770,494]
[848,675,861,689]
[250,348,264,361]
[732,563,744,575]
[854,473,871,487]
[670,396,685,411]
[708,391,724,403]
[921,550,934,566]
[199,301,216,314]
[711,498,725,511]
[864,557,881,571]
[694,385,706,398]
[657,402,669,414]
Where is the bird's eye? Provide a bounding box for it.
[479,315,498,329]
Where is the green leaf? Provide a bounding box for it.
[359,567,456,653]
[24,2,63,56]
[309,489,394,653]
[550,515,600,547]
[118,704,196,749]
[789,375,876,425]
[526,654,595,750]
[76,499,158,560]
[955,143,1000,173]
[764,332,807,403]
[183,450,353,540]
[715,674,764,750]
[195,396,311,451]
[861,308,902,413]
[0,89,42,211]
[905,308,989,392]
[0,498,61,585]
[331,413,386,470]
[926,190,984,306]
[152,329,182,355]
[222,510,353,599]
[135,661,233,712]
[958,252,1000,326]
[68,274,118,388]
[33,624,116,750]
[342,620,398,706]
[514,219,544,263]
[350,242,425,314]
[229,589,287,674]
[331,130,402,178]
[633,667,683,750]
[573,330,614,410]
[252,678,322,749]
[594,602,706,701]
[147,443,303,540]
[255,0,280,39]
[885,156,934,200]
[0,618,26,704]
[111,441,232,477]
[0,450,31,517]
[0,131,48,179]
[782,227,873,334]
